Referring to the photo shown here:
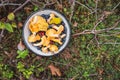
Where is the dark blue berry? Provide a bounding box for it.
[61,21,65,26]
[41,14,50,19]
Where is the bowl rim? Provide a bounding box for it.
[22,9,71,56]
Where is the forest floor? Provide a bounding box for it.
[0,0,120,80]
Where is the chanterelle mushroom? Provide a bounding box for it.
[33,36,50,46]
[50,38,62,45]
[52,25,64,34]
[28,33,40,42]
[47,13,55,22]
[41,45,50,53]
[46,29,59,37]
[47,13,62,24]
[29,23,40,33]
[49,45,58,53]
[29,16,48,33]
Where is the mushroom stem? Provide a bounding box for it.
[51,34,59,37]
[33,42,42,46]
[52,25,59,30]
[60,34,66,38]
[47,13,55,22]
[52,25,64,34]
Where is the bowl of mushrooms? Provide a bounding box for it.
[23,9,70,56]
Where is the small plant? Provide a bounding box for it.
[0,64,14,79]
[17,62,35,79]
[23,65,35,79]
[33,6,39,11]
[17,49,29,59]
[2,69,14,79]
[17,62,25,72]
[0,13,16,32]
[83,71,89,77]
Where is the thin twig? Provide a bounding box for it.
[95,0,98,20]
[94,34,100,47]
[0,0,30,42]
[72,19,120,37]
[92,11,112,31]
[0,3,21,6]
[98,42,120,45]
[13,0,30,13]
[75,0,93,13]
[92,19,103,30]
[0,29,4,42]
[70,0,75,22]
[71,74,81,80]
[0,0,7,11]
[112,2,120,11]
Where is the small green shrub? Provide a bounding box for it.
[17,62,35,79]
[17,49,29,59]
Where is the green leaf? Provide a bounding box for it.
[83,72,89,77]
[34,6,39,11]
[0,22,5,29]
[17,49,29,59]
[116,34,120,38]
[17,62,25,72]
[5,23,13,32]
[11,22,17,28]
[7,13,15,21]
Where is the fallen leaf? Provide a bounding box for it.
[18,22,23,28]
[4,51,11,57]
[17,40,25,51]
[98,68,104,75]
[24,7,32,14]
[73,21,78,27]
[103,11,112,16]
[57,4,63,10]
[48,64,62,76]
[99,78,103,80]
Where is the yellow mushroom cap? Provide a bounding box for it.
[42,36,50,46]
[29,16,48,33]
[41,47,48,53]
[46,29,59,37]
[41,45,50,53]
[49,45,58,53]
[28,34,40,42]
[50,38,62,45]
[33,36,50,46]
[29,23,40,33]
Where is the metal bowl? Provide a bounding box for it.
[23,9,70,56]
